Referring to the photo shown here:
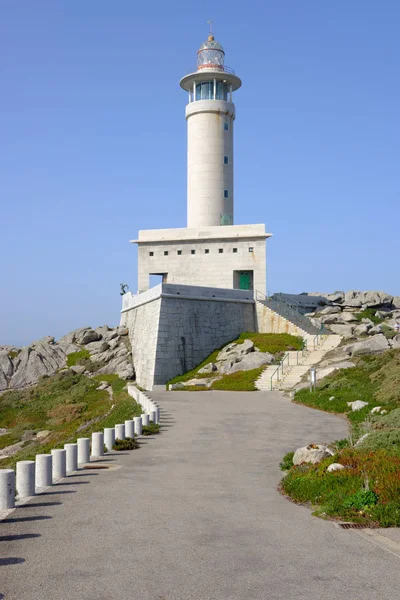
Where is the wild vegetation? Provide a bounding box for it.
[0,372,142,469]
[168,332,303,391]
[280,349,400,526]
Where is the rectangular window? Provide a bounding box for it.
[249,247,254,253]
[149,251,154,256]
[191,249,196,255]
[224,156,229,165]
[205,249,209,254]
[164,251,169,256]
[177,250,182,255]
[219,249,223,254]
[224,189,229,199]
[224,121,229,131]
[233,248,238,253]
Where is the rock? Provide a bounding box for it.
[103,330,118,341]
[9,343,67,389]
[70,365,86,374]
[95,325,111,336]
[350,334,389,356]
[347,400,369,411]
[361,291,393,308]
[326,292,345,303]
[320,314,341,325]
[0,351,14,378]
[392,296,400,309]
[216,339,254,362]
[184,376,221,388]
[329,396,335,401]
[32,336,55,346]
[117,326,129,336]
[85,340,110,354]
[0,369,8,391]
[226,352,274,374]
[198,363,218,374]
[329,324,355,338]
[355,433,370,447]
[318,306,341,315]
[58,327,91,345]
[36,430,51,440]
[57,342,80,355]
[116,362,135,380]
[310,318,322,329]
[21,430,34,441]
[169,382,185,390]
[344,291,363,308]
[391,335,400,349]
[353,324,370,336]
[317,362,356,380]
[370,406,382,414]
[97,382,109,390]
[375,310,392,319]
[327,463,345,473]
[361,318,375,326]
[340,312,358,323]
[293,444,334,465]
[76,329,102,345]
[368,325,383,335]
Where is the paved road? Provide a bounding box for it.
[1,391,400,599]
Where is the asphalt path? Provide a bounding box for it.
[1,390,400,599]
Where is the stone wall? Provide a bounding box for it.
[255,301,305,336]
[121,284,256,389]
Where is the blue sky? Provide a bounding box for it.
[1,1,399,346]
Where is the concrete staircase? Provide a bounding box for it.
[255,334,342,392]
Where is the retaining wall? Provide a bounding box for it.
[121,284,256,389]
[255,301,306,336]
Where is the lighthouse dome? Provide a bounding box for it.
[197,35,225,71]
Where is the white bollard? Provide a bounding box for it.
[77,438,90,464]
[141,413,150,427]
[35,454,52,488]
[16,461,35,498]
[150,410,157,423]
[134,416,142,436]
[64,443,78,473]
[91,432,104,458]
[51,449,66,482]
[155,407,160,424]
[125,420,135,439]
[115,424,125,441]
[104,428,115,452]
[0,469,15,509]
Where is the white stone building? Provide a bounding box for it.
[131,31,271,295]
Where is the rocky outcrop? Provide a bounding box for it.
[349,334,390,356]
[0,324,134,392]
[293,444,334,465]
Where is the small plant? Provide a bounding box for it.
[343,489,378,511]
[8,350,19,360]
[142,423,161,436]
[335,438,350,450]
[354,308,383,325]
[381,324,397,340]
[279,451,294,471]
[66,349,90,367]
[112,437,139,451]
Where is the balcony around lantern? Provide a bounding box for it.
[189,81,230,103]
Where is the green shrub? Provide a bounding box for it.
[66,349,90,367]
[279,451,294,471]
[381,325,397,340]
[8,350,19,360]
[113,437,139,451]
[142,423,161,435]
[357,429,400,453]
[343,490,378,510]
[354,308,383,325]
[373,408,400,430]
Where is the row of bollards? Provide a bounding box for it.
[0,393,160,511]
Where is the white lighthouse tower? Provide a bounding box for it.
[130,29,271,295]
[180,33,242,227]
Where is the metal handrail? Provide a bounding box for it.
[270,352,290,390]
[185,65,236,76]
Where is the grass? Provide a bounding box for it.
[66,349,90,367]
[0,372,142,469]
[210,367,265,391]
[354,308,384,325]
[168,332,303,390]
[281,348,400,526]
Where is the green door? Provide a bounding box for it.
[239,271,251,290]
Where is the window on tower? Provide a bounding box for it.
[195,82,213,101]
[224,156,229,165]
[224,189,229,199]
[224,121,229,131]
[216,81,228,101]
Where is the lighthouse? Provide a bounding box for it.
[180,33,242,227]
[130,29,271,295]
